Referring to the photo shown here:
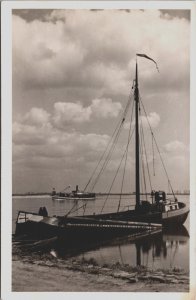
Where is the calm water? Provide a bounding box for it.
[12,194,189,271]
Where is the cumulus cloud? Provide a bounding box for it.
[13,121,53,146]
[13,120,110,164]
[12,9,190,192]
[53,102,92,125]
[52,98,122,127]
[124,111,160,130]
[12,101,122,192]
[164,140,187,153]
[140,112,160,129]
[13,102,112,162]
[12,10,189,95]
[91,98,122,118]
[23,107,51,125]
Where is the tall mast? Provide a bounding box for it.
[134,60,140,209]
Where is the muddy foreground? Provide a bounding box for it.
[12,244,189,292]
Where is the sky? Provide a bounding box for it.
[12,9,190,194]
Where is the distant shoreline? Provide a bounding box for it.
[12,192,190,196]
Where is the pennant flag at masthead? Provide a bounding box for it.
[136,54,159,72]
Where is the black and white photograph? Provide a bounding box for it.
[1,1,196,298]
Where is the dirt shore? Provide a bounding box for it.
[12,247,189,292]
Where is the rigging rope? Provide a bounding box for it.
[139,141,144,197]
[90,119,125,192]
[100,127,135,213]
[68,87,134,217]
[65,201,79,217]
[139,122,147,200]
[84,113,125,192]
[68,203,87,216]
[152,133,155,176]
[117,98,135,212]
[89,92,134,192]
[140,110,153,192]
[83,202,87,215]
[153,137,176,197]
[140,98,176,199]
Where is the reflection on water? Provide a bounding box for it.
[12,195,189,271]
[135,226,189,269]
[53,225,189,271]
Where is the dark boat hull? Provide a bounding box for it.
[15,212,162,242]
[82,201,189,228]
[52,195,95,201]
[162,211,189,227]
[14,201,189,243]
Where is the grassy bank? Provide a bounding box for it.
[12,246,189,292]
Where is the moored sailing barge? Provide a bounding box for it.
[15,55,189,241]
